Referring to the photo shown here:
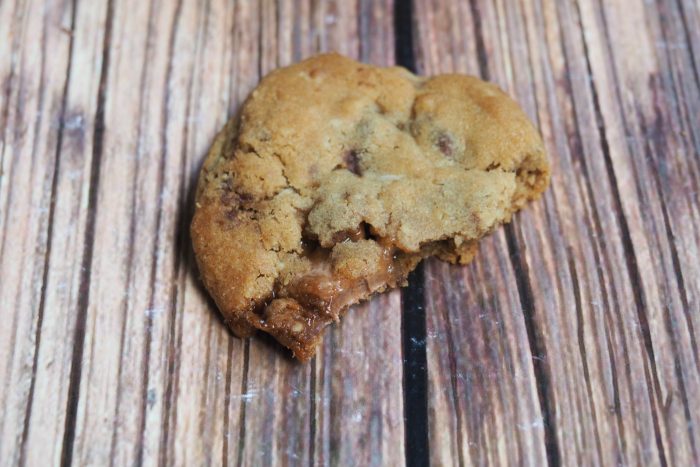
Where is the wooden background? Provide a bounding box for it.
[1,0,699,465]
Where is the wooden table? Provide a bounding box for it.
[1,0,699,465]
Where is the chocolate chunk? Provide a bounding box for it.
[436,133,454,157]
[343,149,362,175]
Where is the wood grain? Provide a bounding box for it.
[415,0,700,465]
[0,0,698,466]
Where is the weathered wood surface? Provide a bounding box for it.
[0,0,698,466]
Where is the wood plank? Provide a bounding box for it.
[18,1,110,465]
[0,1,75,465]
[580,1,700,463]
[57,1,240,465]
[639,0,700,320]
[423,254,548,466]
[311,293,405,467]
[68,0,177,463]
[415,0,700,464]
[535,0,699,463]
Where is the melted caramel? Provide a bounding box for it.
[258,239,405,360]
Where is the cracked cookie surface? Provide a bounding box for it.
[191,53,549,360]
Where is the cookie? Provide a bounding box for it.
[191,53,549,360]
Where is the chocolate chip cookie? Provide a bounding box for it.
[191,53,549,360]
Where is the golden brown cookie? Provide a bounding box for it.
[191,53,549,360]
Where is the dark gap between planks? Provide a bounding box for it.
[395,1,431,466]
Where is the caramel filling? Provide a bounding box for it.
[286,246,395,317]
[257,239,407,359]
